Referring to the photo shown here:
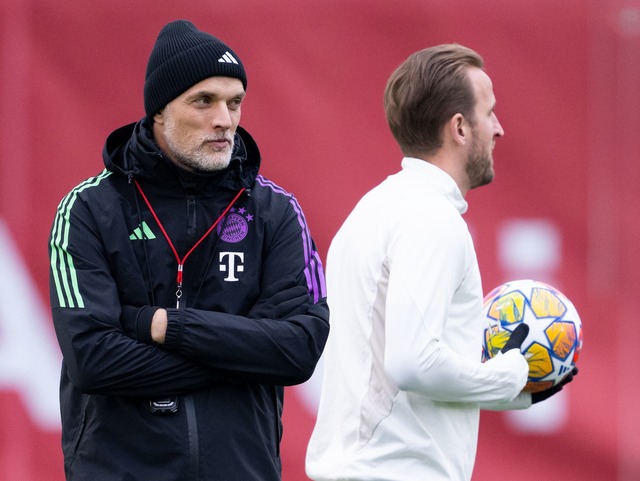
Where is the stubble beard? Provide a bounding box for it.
[465,136,495,190]
[163,116,234,173]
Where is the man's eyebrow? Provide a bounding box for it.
[187,89,245,99]
[187,89,217,98]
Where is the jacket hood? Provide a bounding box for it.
[102,118,261,193]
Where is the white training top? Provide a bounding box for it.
[306,158,530,481]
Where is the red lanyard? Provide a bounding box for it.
[134,180,245,308]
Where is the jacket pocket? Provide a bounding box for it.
[69,395,91,460]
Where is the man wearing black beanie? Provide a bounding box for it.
[49,20,329,481]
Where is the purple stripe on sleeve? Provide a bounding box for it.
[256,175,327,302]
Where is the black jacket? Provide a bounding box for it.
[49,119,329,480]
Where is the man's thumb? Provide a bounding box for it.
[501,323,530,353]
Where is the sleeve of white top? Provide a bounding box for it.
[383,207,529,404]
[478,390,533,410]
[386,338,530,403]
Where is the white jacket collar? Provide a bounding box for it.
[401,157,468,214]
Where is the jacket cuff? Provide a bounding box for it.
[120,305,157,344]
[163,308,184,351]
[135,306,158,345]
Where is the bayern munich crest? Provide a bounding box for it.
[217,207,253,243]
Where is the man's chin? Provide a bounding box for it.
[199,156,232,172]
[189,146,231,169]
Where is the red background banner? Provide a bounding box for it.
[1,0,639,479]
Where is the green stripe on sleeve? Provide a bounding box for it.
[50,170,112,308]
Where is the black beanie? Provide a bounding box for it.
[144,20,247,120]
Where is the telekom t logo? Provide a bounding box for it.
[219,252,244,281]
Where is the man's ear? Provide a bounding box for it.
[153,109,165,126]
[449,113,468,146]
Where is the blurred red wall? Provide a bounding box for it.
[1,0,639,479]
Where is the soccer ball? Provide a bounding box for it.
[482,279,583,393]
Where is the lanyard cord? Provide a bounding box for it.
[134,179,245,307]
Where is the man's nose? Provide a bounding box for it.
[210,103,233,129]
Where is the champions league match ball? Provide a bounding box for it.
[482,279,583,393]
